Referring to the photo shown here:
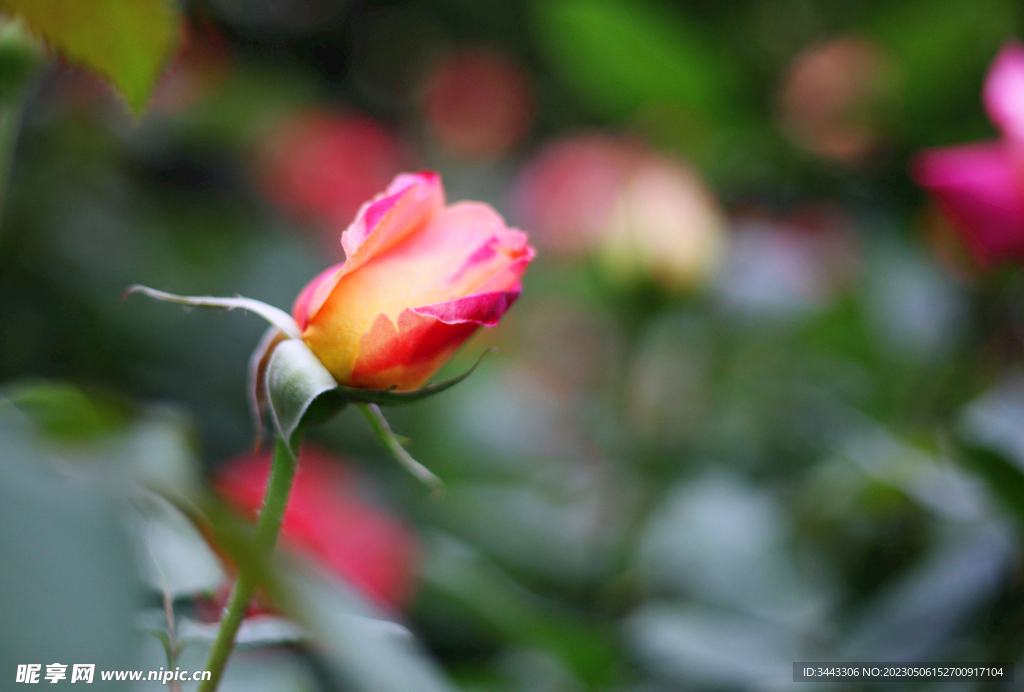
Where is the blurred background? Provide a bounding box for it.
[3,0,1024,690]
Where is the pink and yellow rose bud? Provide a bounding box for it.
[292,171,535,390]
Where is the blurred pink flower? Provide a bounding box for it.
[514,133,724,289]
[259,110,412,239]
[779,37,895,163]
[513,134,644,255]
[912,42,1024,265]
[599,154,725,291]
[214,446,417,611]
[419,47,534,159]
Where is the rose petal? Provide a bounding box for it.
[349,310,480,390]
[984,42,1024,143]
[912,142,1024,264]
[412,289,521,326]
[462,252,534,296]
[292,262,344,330]
[339,171,444,273]
[296,173,444,327]
[348,290,520,389]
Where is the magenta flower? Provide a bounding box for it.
[912,42,1024,265]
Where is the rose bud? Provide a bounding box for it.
[292,171,535,390]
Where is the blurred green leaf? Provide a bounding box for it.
[0,17,42,99]
[0,18,43,219]
[284,557,460,692]
[166,486,460,691]
[174,489,297,615]
[0,410,143,690]
[420,532,620,687]
[532,0,740,120]
[957,375,1024,529]
[130,490,225,598]
[178,615,307,651]
[867,0,1017,142]
[4,379,203,495]
[0,0,182,114]
[959,443,1024,529]
[5,379,134,440]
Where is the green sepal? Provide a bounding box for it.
[333,348,496,406]
[127,285,494,456]
[125,285,302,339]
[356,402,442,494]
[264,341,494,458]
[264,339,340,456]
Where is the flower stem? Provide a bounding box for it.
[198,433,300,692]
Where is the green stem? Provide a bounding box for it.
[198,434,300,692]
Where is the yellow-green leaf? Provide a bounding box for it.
[0,0,182,115]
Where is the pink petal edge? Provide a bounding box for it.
[411,289,522,327]
[299,172,444,328]
[292,262,345,330]
[340,171,442,260]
